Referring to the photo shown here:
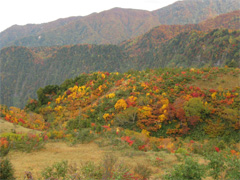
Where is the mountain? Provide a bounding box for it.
[120,9,240,59]
[152,0,239,24]
[199,10,240,30]
[0,0,239,48]
[0,44,128,108]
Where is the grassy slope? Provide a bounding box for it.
[0,119,41,134]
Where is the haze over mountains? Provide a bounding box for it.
[0,0,239,108]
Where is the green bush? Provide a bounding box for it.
[0,158,15,180]
[66,116,91,130]
[207,152,226,179]
[163,157,206,180]
[225,154,240,180]
[80,161,102,179]
[1,133,46,153]
[73,128,96,144]
[41,160,68,179]
[114,107,138,128]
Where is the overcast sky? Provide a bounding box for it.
[0,0,179,33]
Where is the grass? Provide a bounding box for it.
[7,142,104,179]
[2,122,239,179]
[191,73,240,90]
[0,118,41,134]
[7,139,182,179]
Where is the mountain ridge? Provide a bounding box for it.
[1,0,239,48]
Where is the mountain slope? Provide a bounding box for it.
[1,28,239,108]
[153,0,239,24]
[0,0,239,48]
[0,45,127,108]
[199,10,240,30]
[121,10,240,59]
[0,17,80,49]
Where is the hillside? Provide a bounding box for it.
[0,0,239,48]
[128,29,240,69]
[121,10,240,56]
[3,67,239,140]
[1,67,239,179]
[199,10,240,30]
[1,27,239,108]
[152,0,239,24]
[0,45,127,108]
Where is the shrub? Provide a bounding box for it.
[1,133,47,153]
[183,97,208,118]
[114,107,138,128]
[0,158,15,180]
[225,154,240,180]
[102,153,118,179]
[101,153,132,180]
[73,128,96,144]
[66,116,90,130]
[134,163,152,180]
[80,161,102,179]
[0,137,10,157]
[41,160,68,179]
[207,152,226,179]
[163,157,206,180]
[111,161,132,180]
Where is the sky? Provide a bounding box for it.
[0,0,179,33]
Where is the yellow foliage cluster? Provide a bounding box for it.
[101,73,106,79]
[47,130,65,139]
[103,113,110,120]
[138,106,152,119]
[114,99,127,111]
[68,85,87,99]
[96,84,107,95]
[141,129,150,137]
[158,114,167,122]
[162,92,167,97]
[211,92,217,100]
[141,82,149,89]
[55,95,65,104]
[106,93,115,99]
[127,74,131,78]
[103,113,114,121]
[158,98,169,123]
[127,96,137,102]
[54,106,63,112]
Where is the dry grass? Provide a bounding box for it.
[191,73,240,90]
[6,139,181,180]
[0,118,41,134]
[8,142,105,179]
